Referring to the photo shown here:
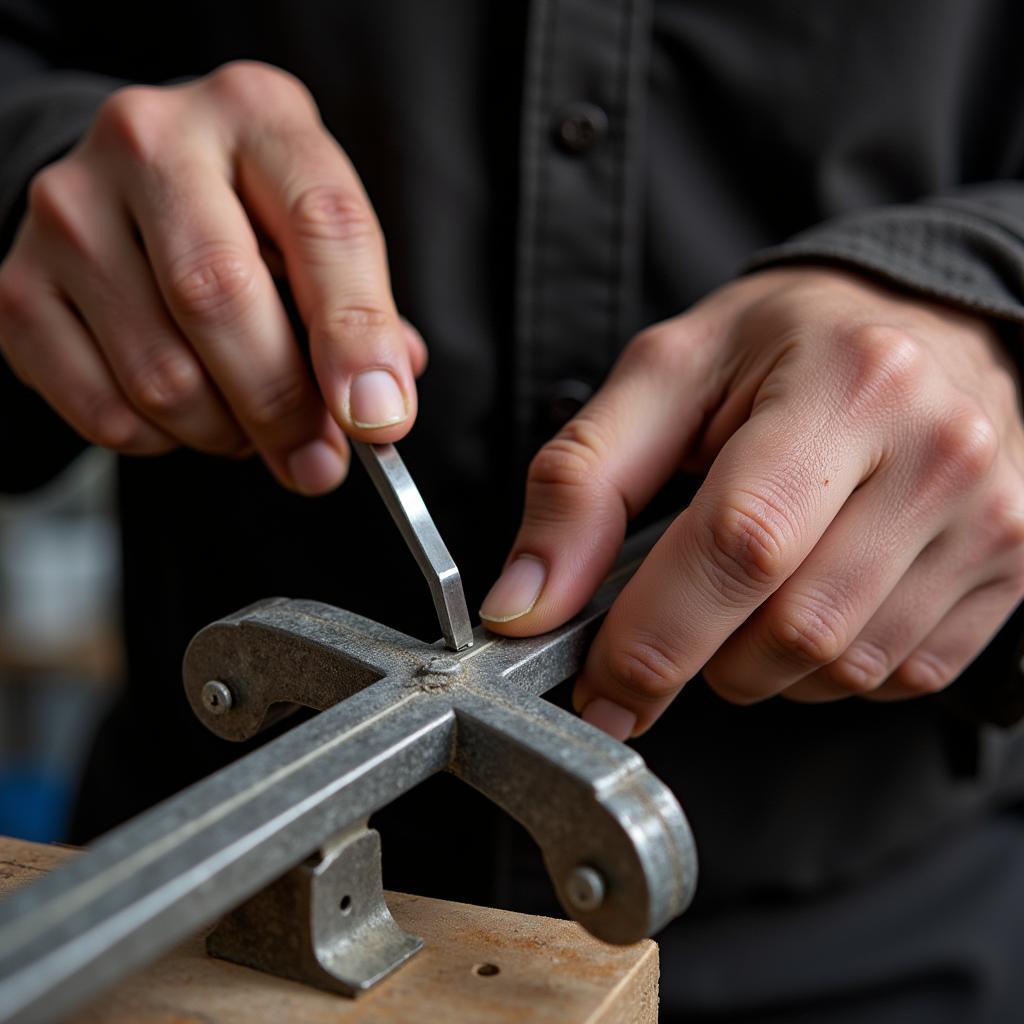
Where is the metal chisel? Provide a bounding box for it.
[351,440,474,651]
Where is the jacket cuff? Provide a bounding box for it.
[744,187,1024,328]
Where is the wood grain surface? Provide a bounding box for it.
[0,836,658,1023]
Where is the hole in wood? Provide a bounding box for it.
[339,894,352,915]
[473,963,500,977]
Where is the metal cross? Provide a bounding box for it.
[0,522,697,1024]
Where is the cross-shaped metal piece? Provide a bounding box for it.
[0,522,696,1024]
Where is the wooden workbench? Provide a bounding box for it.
[0,836,658,1023]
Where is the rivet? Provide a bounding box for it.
[201,680,234,715]
[565,865,605,911]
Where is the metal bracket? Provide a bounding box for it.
[207,823,421,995]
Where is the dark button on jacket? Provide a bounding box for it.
[554,101,610,154]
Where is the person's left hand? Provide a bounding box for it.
[480,267,1024,739]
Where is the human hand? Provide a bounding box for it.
[0,62,426,494]
[481,267,1024,738]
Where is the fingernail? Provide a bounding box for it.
[479,555,547,622]
[581,698,637,741]
[350,369,407,428]
[287,439,347,495]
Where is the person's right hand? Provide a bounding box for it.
[0,62,426,494]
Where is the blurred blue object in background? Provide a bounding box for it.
[0,676,111,842]
[0,764,70,843]
[0,451,120,843]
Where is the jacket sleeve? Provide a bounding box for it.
[0,7,128,493]
[745,182,1024,329]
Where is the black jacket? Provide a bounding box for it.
[3,1,1024,1017]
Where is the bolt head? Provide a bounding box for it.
[565,865,605,912]
[201,680,234,715]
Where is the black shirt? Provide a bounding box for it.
[2,1,1024,1017]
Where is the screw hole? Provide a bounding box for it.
[339,894,352,915]
[473,963,500,978]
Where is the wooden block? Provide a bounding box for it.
[0,837,658,1023]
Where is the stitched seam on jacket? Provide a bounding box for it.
[515,0,558,454]
[607,0,633,362]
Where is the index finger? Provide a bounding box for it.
[236,124,417,442]
[574,397,875,737]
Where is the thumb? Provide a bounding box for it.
[480,322,711,636]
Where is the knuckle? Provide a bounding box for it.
[244,372,311,429]
[26,164,66,220]
[209,60,314,116]
[0,270,34,325]
[1009,562,1024,598]
[93,86,168,162]
[840,325,925,410]
[529,420,607,487]
[997,545,1024,591]
[766,596,850,668]
[626,323,690,373]
[604,631,684,703]
[700,663,762,706]
[894,652,951,695]
[314,306,393,354]
[77,392,141,450]
[700,493,793,600]
[927,406,998,485]
[27,163,89,245]
[290,186,377,244]
[985,492,1024,554]
[319,306,391,331]
[124,349,204,415]
[166,245,256,320]
[527,442,593,496]
[824,639,890,694]
[524,418,615,519]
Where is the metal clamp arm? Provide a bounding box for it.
[0,517,696,1024]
